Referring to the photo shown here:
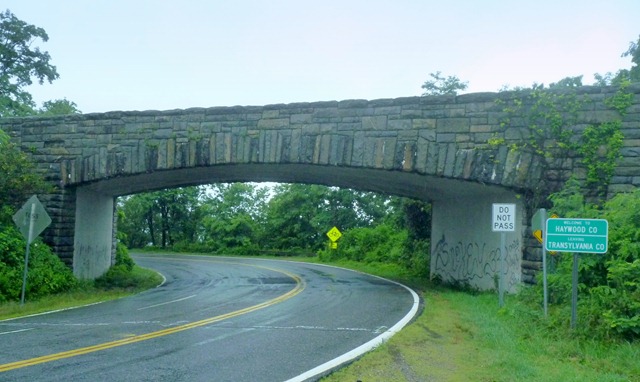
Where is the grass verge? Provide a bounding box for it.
[315,260,640,382]
[0,266,162,321]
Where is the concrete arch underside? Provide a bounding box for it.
[75,163,524,292]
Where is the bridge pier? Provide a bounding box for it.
[73,188,114,279]
[431,194,523,293]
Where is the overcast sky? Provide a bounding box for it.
[5,0,640,113]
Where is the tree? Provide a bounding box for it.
[617,35,640,84]
[421,71,468,96]
[198,183,269,252]
[0,128,51,224]
[0,10,59,117]
[259,184,397,251]
[549,75,583,89]
[594,35,640,86]
[0,11,84,302]
[202,183,268,222]
[117,193,156,248]
[38,98,80,116]
[260,184,322,250]
[117,187,204,249]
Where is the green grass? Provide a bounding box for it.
[314,261,640,382]
[0,266,162,321]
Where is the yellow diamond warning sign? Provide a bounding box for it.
[326,226,342,242]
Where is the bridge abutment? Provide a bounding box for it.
[431,193,523,293]
[73,188,114,279]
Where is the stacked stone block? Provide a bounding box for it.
[2,85,639,281]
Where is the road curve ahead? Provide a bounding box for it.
[0,254,419,381]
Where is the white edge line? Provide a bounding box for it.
[0,301,107,322]
[284,269,421,382]
[156,271,167,287]
[0,328,35,335]
[137,294,196,310]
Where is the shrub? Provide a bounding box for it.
[318,223,430,278]
[590,190,640,339]
[538,186,640,340]
[115,242,134,272]
[93,241,141,289]
[0,225,77,302]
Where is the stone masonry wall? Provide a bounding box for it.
[1,85,639,282]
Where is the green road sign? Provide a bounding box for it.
[545,218,608,254]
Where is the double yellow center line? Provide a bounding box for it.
[0,262,304,373]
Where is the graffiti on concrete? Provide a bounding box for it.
[432,234,520,290]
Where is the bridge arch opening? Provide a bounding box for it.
[75,163,524,291]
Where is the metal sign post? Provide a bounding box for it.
[12,195,52,305]
[492,203,516,307]
[539,209,549,317]
[20,203,37,305]
[545,218,608,329]
[499,231,506,307]
[571,252,579,329]
[532,210,560,318]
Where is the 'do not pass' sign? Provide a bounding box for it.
[492,203,516,232]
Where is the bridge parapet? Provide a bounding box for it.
[6,94,547,190]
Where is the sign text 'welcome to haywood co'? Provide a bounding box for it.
[545,218,608,254]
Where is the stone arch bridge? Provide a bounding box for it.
[3,85,639,291]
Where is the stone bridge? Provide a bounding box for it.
[2,85,639,291]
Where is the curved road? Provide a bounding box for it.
[0,254,419,381]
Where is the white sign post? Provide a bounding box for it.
[492,203,515,307]
[12,195,52,305]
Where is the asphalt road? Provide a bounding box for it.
[0,254,419,382]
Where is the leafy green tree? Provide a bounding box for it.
[199,183,268,252]
[151,187,204,248]
[260,184,321,250]
[615,35,640,84]
[549,75,583,88]
[117,193,156,248]
[0,12,80,218]
[421,71,468,96]
[593,72,615,87]
[37,98,80,116]
[0,9,59,117]
[202,214,258,254]
[0,10,85,302]
[202,183,268,222]
[0,128,51,224]
[312,187,392,232]
[594,35,640,86]
[259,184,403,252]
[117,187,204,249]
